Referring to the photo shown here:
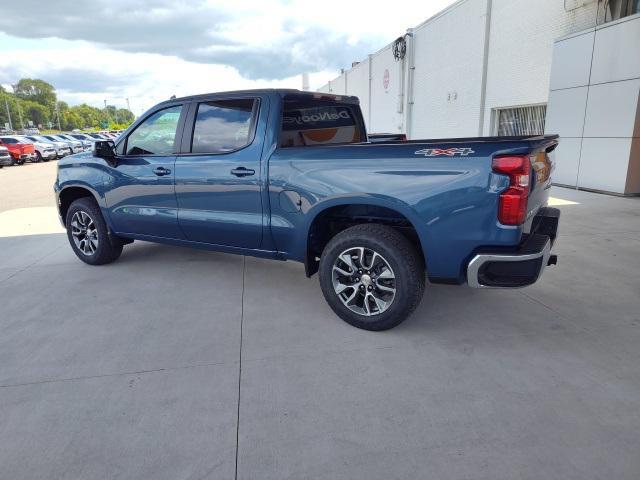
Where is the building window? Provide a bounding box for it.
[495,105,547,137]
[598,0,640,24]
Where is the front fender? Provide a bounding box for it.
[56,157,114,230]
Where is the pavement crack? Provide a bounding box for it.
[0,360,232,389]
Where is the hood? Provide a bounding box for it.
[58,150,93,165]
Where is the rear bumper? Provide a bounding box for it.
[467,207,560,288]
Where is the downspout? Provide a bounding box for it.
[405,28,415,139]
[397,41,406,133]
[478,0,492,136]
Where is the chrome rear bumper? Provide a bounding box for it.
[467,207,560,288]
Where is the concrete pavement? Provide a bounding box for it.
[0,162,639,479]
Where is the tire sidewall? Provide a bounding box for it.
[319,227,423,330]
[65,199,118,265]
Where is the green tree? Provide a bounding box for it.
[14,78,57,112]
[62,110,83,130]
[21,100,50,127]
[116,108,135,124]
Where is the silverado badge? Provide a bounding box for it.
[415,147,475,157]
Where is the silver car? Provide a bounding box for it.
[17,136,57,162]
[58,134,92,151]
[44,135,84,154]
[27,135,72,158]
[0,145,11,167]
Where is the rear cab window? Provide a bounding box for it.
[279,94,365,148]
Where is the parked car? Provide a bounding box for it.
[44,135,83,154]
[0,145,12,168]
[0,136,36,165]
[57,134,92,151]
[86,133,109,140]
[68,133,98,144]
[16,136,57,162]
[54,89,560,331]
[25,136,72,158]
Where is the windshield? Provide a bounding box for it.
[0,137,18,144]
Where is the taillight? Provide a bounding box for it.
[492,155,530,225]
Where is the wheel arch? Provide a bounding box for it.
[58,184,104,227]
[302,197,428,277]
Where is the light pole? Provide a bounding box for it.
[3,96,12,131]
[55,102,61,130]
[16,102,24,130]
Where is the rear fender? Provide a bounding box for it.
[299,195,429,274]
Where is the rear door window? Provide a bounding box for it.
[191,99,257,154]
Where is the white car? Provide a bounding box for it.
[16,136,57,162]
[26,135,72,158]
[44,135,84,154]
[58,134,92,151]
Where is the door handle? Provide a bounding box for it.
[153,167,171,176]
[231,167,256,177]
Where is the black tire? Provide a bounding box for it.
[34,152,42,163]
[65,197,123,265]
[318,224,425,331]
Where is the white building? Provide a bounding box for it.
[318,0,640,195]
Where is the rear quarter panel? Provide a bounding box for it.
[268,141,529,281]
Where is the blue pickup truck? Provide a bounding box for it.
[55,89,560,330]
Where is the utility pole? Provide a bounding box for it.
[16,102,24,130]
[4,96,12,131]
[126,98,131,111]
[55,102,61,130]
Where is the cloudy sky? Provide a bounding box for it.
[0,0,454,114]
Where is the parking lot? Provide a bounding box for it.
[1,161,639,479]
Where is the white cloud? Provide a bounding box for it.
[0,0,455,111]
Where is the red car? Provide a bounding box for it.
[0,136,36,165]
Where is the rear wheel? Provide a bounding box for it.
[34,152,42,163]
[65,197,123,265]
[318,224,425,331]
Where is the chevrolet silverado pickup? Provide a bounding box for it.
[54,89,560,330]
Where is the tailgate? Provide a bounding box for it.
[526,137,558,229]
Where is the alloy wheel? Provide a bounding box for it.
[331,246,396,316]
[70,211,99,256]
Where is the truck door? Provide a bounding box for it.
[106,104,186,239]
[174,97,264,249]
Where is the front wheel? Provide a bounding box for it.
[318,224,425,331]
[34,152,42,163]
[65,197,123,265]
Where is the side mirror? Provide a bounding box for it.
[93,140,116,162]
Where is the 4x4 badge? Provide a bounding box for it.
[415,148,475,157]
